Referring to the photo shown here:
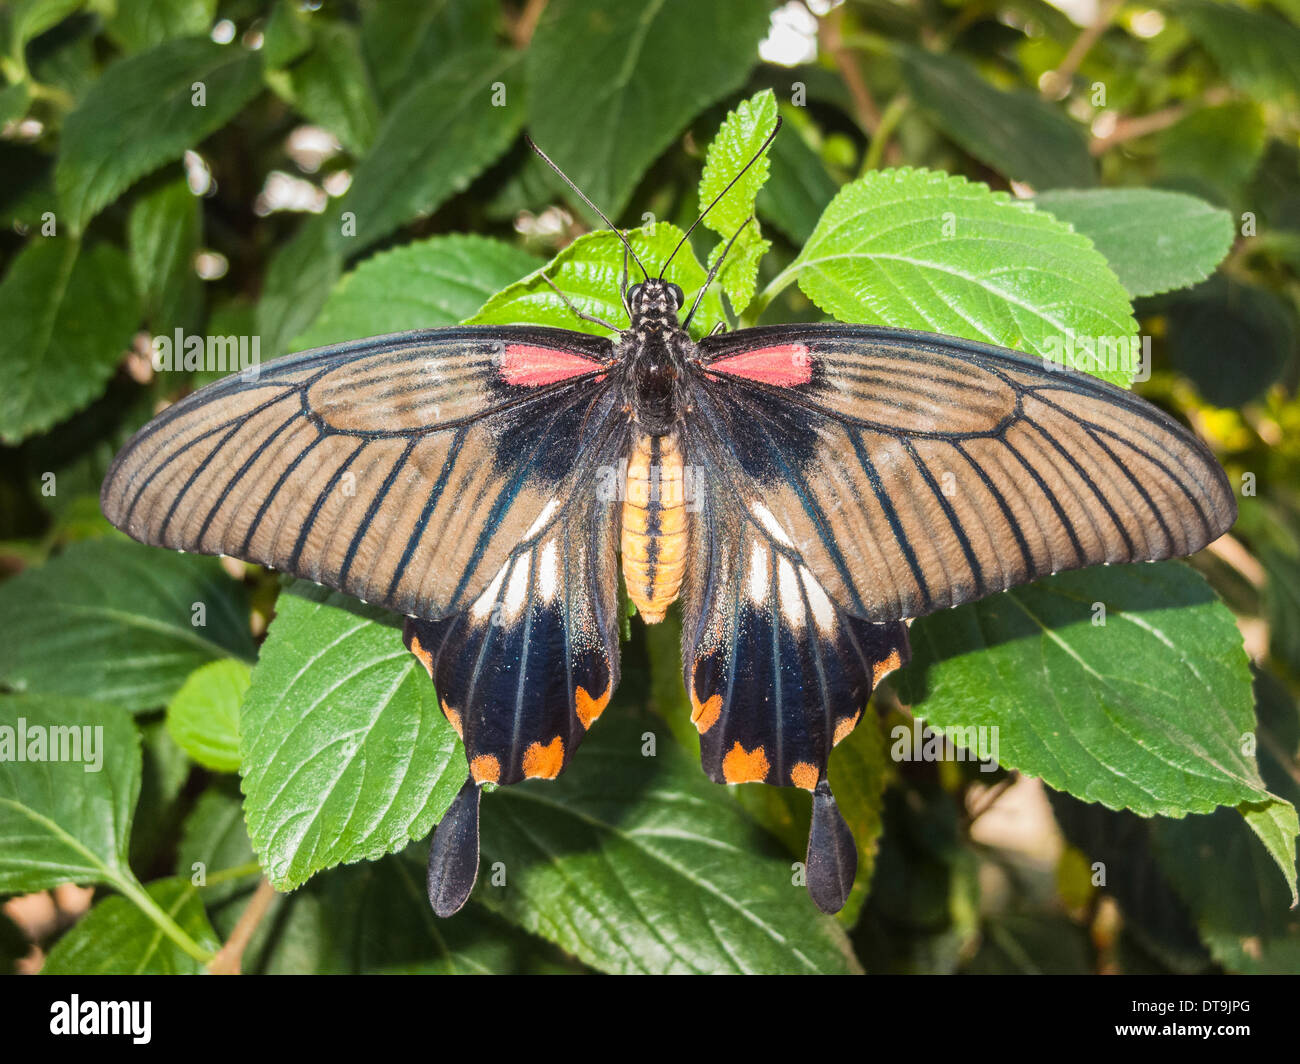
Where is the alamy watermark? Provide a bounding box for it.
[1042,330,1151,382]
[151,329,261,380]
[0,717,104,773]
[891,719,999,771]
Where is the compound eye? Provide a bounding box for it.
[628,282,644,304]
[667,283,684,307]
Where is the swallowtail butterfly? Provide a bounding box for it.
[101,125,1235,917]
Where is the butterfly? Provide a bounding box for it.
[100,123,1236,918]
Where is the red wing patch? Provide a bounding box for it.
[501,343,602,386]
[708,344,813,387]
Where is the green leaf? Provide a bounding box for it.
[469,224,725,340]
[5,0,83,50]
[0,236,139,444]
[56,37,263,233]
[127,174,202,333]
[292,234,541,351]
[239,582,464,890]
[106,0,216,53]
[1178,0,1300,100]
[282,22,379,157]
[359,0,497,108]
[698,89,777,309]
[1035,188,1234,299]
[477,711,862,974]
[166,658,248,772]
[0,693,139,893]
[1163,276,1294,407]
[0,539,255,712]
[257,49,523,355]
[176,784,258,903]
[255,214,340,359]
[777,168,1137,385]
[900,48,1095,190]
[526,0,772,217]
[42,878,219,974]
[334,47,523,250]
[894,563,1264,818]
[0,80,31,125]
[1239,796,1299,907]
[129,717,191,871]
[261,0,312,69]
[1157,102,1267,206]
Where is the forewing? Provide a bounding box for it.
[101,326,616,620]
[693,324,1236,622]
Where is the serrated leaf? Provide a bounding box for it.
[780,168,1137,385]
[698,90,777,309]
[1239,796,1299,906]
[239,582,464,890]
[0,539,254,712]
[0,694,139,893]
[292,234,541,351]
[0,237,139,444]
[901,48,1095,190]
[128,174,202,334]
[525,0,772,217]
[477,711,862,974]
[166,658,248,772]
[282,22,379,156]
[106,0,215,53]
[469,224,725,340]
[41,878,219,974]
[1035,188,1233,299]
[56,37,263,233]
[894,563,1264,818]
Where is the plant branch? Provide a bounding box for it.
[1040,0,1121,99]
[207,877,276,975]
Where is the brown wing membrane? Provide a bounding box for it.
[101,326,618,621]
[692,324,1236,623]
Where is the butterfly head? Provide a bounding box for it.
[628,279,684,328]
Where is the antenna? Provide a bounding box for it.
[659,115,783,279]
[525,134,650,281]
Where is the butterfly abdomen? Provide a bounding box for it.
[621,430,687,623]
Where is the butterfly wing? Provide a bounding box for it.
[692,323,1236,623]
[680,418,909,912]
[405,417,626,914]
[101,326,616,620]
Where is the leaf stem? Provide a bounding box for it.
[207,877,276,975]
[113,874,215,965]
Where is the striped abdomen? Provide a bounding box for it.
[621,430,687,623]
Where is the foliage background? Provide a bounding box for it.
[0,0,1298,974]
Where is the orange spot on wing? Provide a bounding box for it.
[575,683,611,729]
[440,698,463,740]
[832,710,862,747]
[790,762,819,791]
[470,754,500,784]
[722,742,770,784]
[522,736,565,779]
[872,649,902,687]
[691,688,722,734]
[409,635,433,678]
